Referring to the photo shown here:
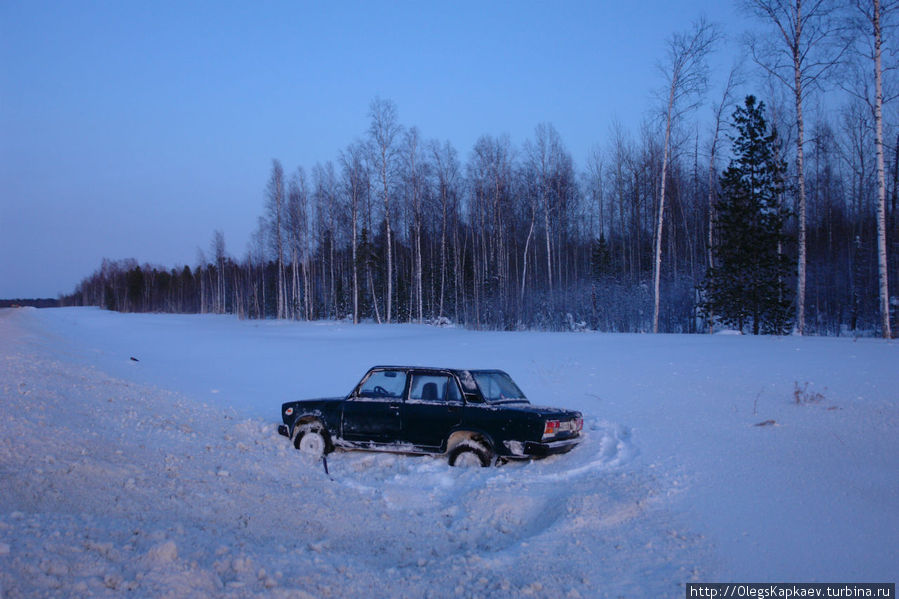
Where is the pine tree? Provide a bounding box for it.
[701,95,793,335]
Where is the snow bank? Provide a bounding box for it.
[1,308,896,598]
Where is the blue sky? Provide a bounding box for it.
[1,1,745,298]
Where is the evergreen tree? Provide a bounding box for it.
[701,95,793,335]
[126,266,145,312]
[590,234,612,282]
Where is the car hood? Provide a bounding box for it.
[283,396,345,408]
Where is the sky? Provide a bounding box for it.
[1,0,746,299]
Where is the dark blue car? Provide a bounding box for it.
[278,366,583,467]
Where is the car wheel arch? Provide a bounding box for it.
[447,437,493,467]
[445,429,494,455]
[292,417,333,453]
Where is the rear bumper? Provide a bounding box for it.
[501,436,580,458]
[524,437,580,456]
[277,424,290,438]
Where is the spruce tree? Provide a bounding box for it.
[590,234,612,283]
[701,95,793,335]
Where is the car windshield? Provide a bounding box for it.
[472,372,526,402]
[358,369,407,398]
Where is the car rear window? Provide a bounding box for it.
[472,372,526,402]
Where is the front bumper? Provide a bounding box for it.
[277,424,290,438]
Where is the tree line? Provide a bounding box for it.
[63,1,897,336]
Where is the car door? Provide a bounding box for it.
[401,372,464,449]
[341,368,407,444]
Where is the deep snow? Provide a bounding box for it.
[0,307,896,598]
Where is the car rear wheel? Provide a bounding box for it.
[294,424,327,457]
[448,440,491,467]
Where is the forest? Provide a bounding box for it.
[64,2,898,337]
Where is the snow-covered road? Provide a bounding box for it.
[1,308,896,597]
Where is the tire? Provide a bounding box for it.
[294,423,328,457]
[447,440,491,467]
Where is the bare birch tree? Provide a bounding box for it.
[745,0,850,334]
[211,229,227,314]
[524,124,567,307]
[404,127,424,323]
[248,217,268,318]
[652,18,719,333]
[312,162,339,318]
[265,159,287,319]
[368,97,402,323]
[341,142,368,325]
[430,140,460,319]
[705,66,742,332]
[850,0,895,337]
[287,168,310,320]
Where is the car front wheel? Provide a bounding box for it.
[448,440,491,467]
[294,424,327,457]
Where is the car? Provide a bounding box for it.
[277,365,583,467]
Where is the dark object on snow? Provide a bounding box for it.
[130,356,139,362]
[754,419,777,427]
[277,366,583,467]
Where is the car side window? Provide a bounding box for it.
[445,377,462,402]
[409,374,463,403]
[409,375,446,402]
[358,370,407,398]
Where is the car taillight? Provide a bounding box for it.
[543,418,582,440]
[285,407,294,416]
[543,420,560,439]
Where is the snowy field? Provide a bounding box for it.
[1,307,896,598]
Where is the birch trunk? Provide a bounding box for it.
[872,0,892,338]
[352,194,359,325]
[651,19,717,333]
[745,0,849,334]
[653,87,675,334]
[793,11,808,335]
[521,206,536,310]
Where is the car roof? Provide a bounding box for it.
[366,366,511,395]
[367,365,507,376]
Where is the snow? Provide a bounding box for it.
[1,307,897,598]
